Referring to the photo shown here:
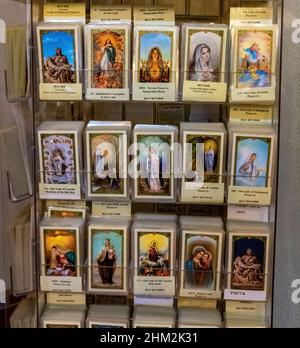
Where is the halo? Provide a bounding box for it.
[192,245,207,256]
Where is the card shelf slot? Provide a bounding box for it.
[7,171,33,204]
[38,264,272,302]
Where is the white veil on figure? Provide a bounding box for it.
[189,31,221,81]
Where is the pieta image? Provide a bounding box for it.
[231,235,267,291]
[39,29,77,84]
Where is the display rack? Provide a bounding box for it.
[1,0,282,328]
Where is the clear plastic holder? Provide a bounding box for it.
[39,216,86,293]
[86,303,130,328]
[132,267,176,298]
[224,298,269,328]
[33,67,279,104]
[224,313,270,328]
[132,304,176,328]
[38,170,83,201]
[229,73,278,105]
[229,24,278,105]
[84,120,131,201]
[131,124,178,203]
[227,174,275,206]
[40,262,86,293]
[223,271,272,302]
[180,173,227,204]
[224,221,274,302]
[227,124,277,206]
[132,25,179,102]
[180,23,229,103]
[37,73,84,102]
[180,71,229,103]
[38,168,130,201]
[37,120,85,200]
[38,263,273,302]
[84,70,131,101]
[131,217,177,299]
[178,222,225,300]
[36,22,83,101]
[86,216,130,295]
[40,302,87,328]
[178,269,224,300]
[36,169,275,205]
[9,207,35,297]
[46,204,88,218]
[84,22,131,101]
[178,306,223,328]
[180,121,227,204]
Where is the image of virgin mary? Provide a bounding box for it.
[185,246,214,289]
[100,39,116,74]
